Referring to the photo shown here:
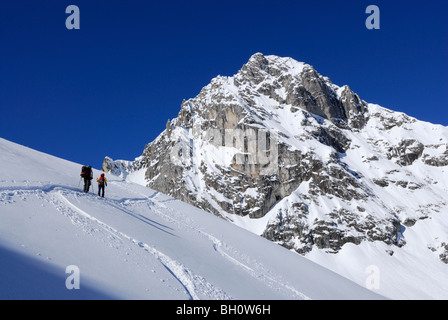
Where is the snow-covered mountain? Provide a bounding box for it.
[0,137,385,300]
[104,53,448,299]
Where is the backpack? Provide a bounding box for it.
[81,166,92,179]
[81,166,87,177]
[97,174,107,185]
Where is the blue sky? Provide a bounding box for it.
[1,1,447,169]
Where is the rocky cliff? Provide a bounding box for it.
[104,53,448,262]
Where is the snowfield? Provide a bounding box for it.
[0,137,384,300]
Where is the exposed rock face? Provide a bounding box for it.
[104,53,448,262]
[422,144,448,167]
[387,139,424,166]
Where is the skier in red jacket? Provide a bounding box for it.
[96,173,108,197]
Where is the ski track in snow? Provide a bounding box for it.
[0,181,311,300]
[0,184,227,299]
[55,189,232,300]
[199,230,311,300]
[114,181,311,299]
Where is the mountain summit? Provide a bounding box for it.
[104,53,448,263]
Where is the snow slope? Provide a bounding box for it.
[0,137,383,300]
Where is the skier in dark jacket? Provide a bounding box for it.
[80,165,93,193]
[96,173,107,198]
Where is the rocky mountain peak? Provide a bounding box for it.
[233,53,369,129]
[103,54,448,262]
